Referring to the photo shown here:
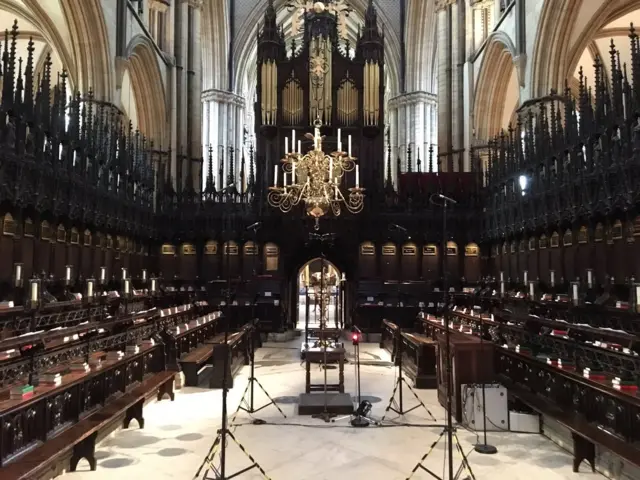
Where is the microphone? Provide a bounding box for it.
[389,223,408,232]
[438,194,457,204]
[246,222,262,230]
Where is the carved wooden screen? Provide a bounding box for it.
[358,241,376,278]
[509,240,517,281]
[517,239,527,282]
[611,220,627,280]
[422,244,439,281]
[538,235,550,284]
[264,243,279,273]
[93,233,105,279]
[549,231,561,284]
[575,226,590,282]
[222,241,240,278]
[52,224,66,279]
[36,220,52,275]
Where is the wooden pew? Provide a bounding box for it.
[427,304,640,472]
[380,319,437,389]
[0,343,175,477]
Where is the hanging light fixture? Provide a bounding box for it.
[268,119,364,229]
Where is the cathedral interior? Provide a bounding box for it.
[0,0,639,479]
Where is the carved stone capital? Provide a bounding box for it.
[435,0,457,12]
[201,89,246,108]
[388,91,438,109]
[513,54,527,88]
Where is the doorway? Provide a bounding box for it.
[296,258,343,331]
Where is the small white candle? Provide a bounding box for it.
[100,267,106,282]
[31,281,38,302]
[523,270,528,285]
[283,173,288,187]
[500,271,504,282]
[65,266,72,281]
[142,269,147,281]
[292,130,296,151]
[87,280,94,298]
[329,158,333,179]
[15,264,22,283]
[355,165,359,187]
[572,283,578,301]
[151,278,157,293]
[550,270,555,286]
[587,270,593,288]
[636,285,640,307]
[338,129,342,151]
[122,268,127,280]
[298,140,301,153]
[529,281,535,298]
[124,279,130,295]
[348,135,352,157]
[285,137,289,154]
[274,165,278,186]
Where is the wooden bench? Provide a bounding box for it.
[504,379,640,473]
[179,342,216,387]
[400,332,437,389]
[0,370,175,479]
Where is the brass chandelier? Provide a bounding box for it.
[268,119,365,228]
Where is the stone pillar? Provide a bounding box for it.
[202,89,246,190]
[388,91,438,181]
[190,0,204,191]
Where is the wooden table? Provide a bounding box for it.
[305,347,346,393]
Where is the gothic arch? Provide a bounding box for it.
[121,35,167,143]
[405,0,437,93]
[202,0,228,91]
[59,0,113,100]
[474,33,519,139]
[0,0,76,88]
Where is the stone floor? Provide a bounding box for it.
[67,342,602,480]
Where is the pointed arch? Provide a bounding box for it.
[121,35,167,143]
[59,0,113,100]
[474,33,520,139]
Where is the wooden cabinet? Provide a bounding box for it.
[436,331,494,422]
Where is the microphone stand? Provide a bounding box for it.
[474,315,497,455]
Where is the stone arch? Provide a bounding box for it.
[120,35,167,143]
[405,0,437,93]
[0,0,76,88]
[474,33,520,139]
[202,0,229,91]
[59,0,113,100]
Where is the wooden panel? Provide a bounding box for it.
[517,240,527,283]
[400,242,418,280]
[593,223,606,283]
[380,242,398,280]
[562,229,575,281]
[421,244,439,281]
[358,241,376,278]
[179,243,197,282]
[243,241,259,278]
[463,243,480,282]
[264,243,279,273]
[575,226,592,282]
[203,240,219,281]
[160,243,177,280]
[538,235,549,284]
[527,238,538,281]
[445,241,459,281]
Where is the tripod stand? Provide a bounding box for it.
[230,223,286,425]
[381,329,437,422]
[230,319,286,424]
[194,201,269,480]
[405,193,477,480]
[405,425,476,480]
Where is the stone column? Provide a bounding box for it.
[190,0,204,191]
[202,89,246,190]
[388,91,438,181]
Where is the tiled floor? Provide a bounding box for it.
[67,342,602,480]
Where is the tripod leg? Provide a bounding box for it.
[254,378,287,418]
[405,429,447,480]
[452,431,477,480]
[403,378,437,421]
[226,431,272,480]
[229,380,252,427]
[193,433,223,479]
[380,377,402,422]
